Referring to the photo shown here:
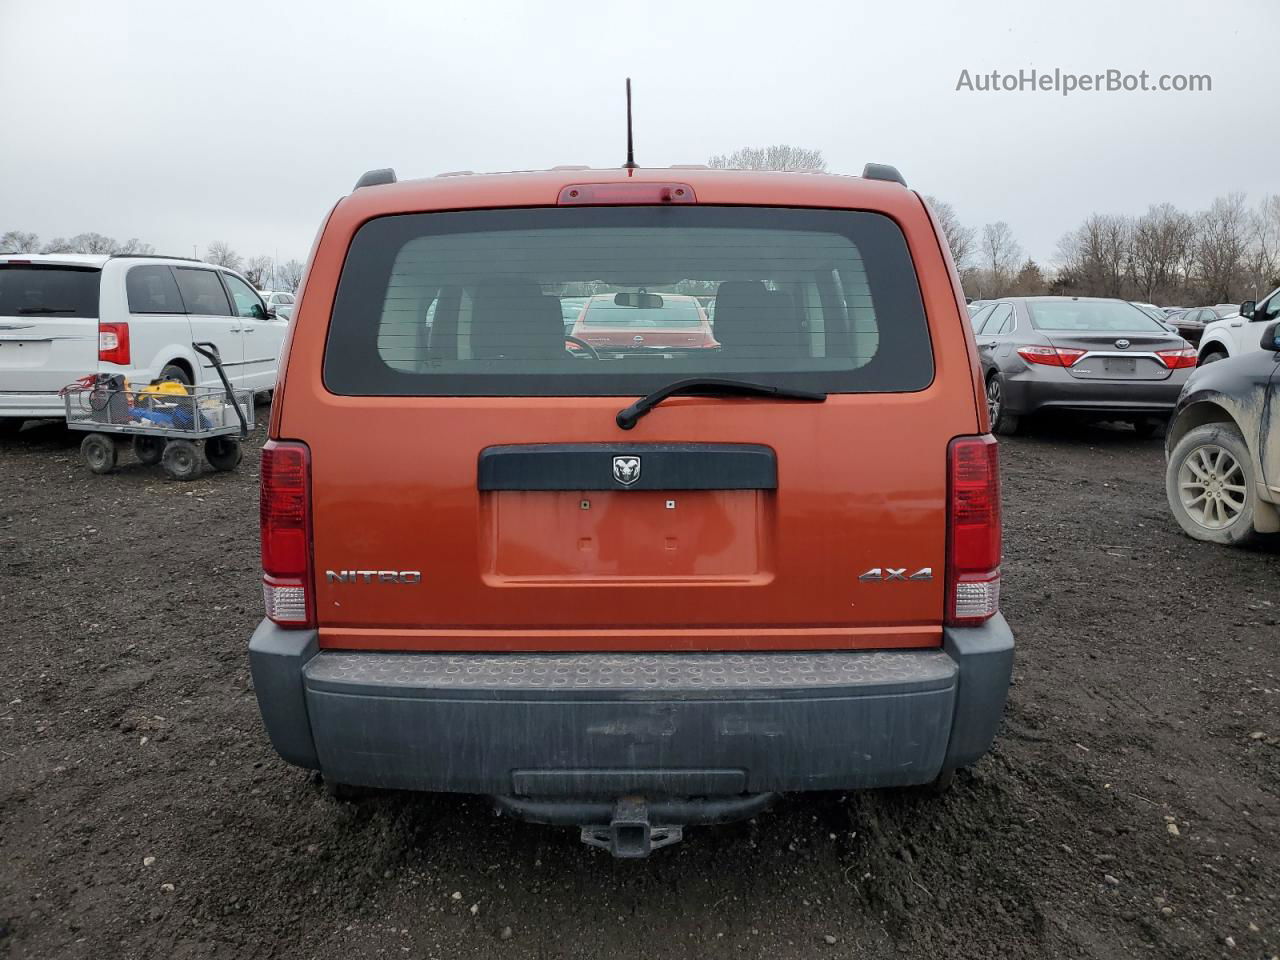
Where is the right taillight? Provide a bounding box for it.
[260,440,313,627]
[946,435,1001,627]
[98,322,131,366]
[1155,346,1197,369]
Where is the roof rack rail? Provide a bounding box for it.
[108,253,202,262]
[354,168,397,190]
[861,163,906,187]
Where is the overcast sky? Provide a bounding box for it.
[1,0,1276,268]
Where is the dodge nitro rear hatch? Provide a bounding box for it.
[253,164,1012,856]
[298,199,966,650]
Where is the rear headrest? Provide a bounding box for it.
[470,280,564,360]
[713,281,805,358]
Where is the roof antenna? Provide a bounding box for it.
[623,78,638,170]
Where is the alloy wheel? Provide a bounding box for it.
[986,377,1001,424]
[1177,443,1247,529]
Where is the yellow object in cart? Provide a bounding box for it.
[135,379,191,401]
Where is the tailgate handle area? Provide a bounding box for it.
[477,443,777,491]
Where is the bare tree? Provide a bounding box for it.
[115,238,155,256]
[707,145,826,172]
[1129,204,1193,302]
[243,255,273,289]
[278,259,305,292]
[925,197,976,271]
[204,241,242,270]
[0,230,40,253]
[979,221,1023,295]
[1056,214,1130,298]
[1246,194,1280,296]
[1191,193,1250,302]
[68,232,119,254]
[40,237,75,253]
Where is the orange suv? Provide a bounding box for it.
[250,163,1013,857]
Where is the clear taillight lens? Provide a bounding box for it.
[260,441,313,627]
[98,322,130,365]
[946,435,1001,627]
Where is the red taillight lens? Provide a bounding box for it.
[1016,344,1085,367]
[260,440,313,627]
[98,322,130,365]
[1156,346,1197,369]
[946,435,1001,627]
[557,182,696,205]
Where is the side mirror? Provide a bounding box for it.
[1240,300,1256,319]
[250,303,268,321]
[1260,320,1280,352]
[265,305,278,319]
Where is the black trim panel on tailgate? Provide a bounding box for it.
[478,443,777,491]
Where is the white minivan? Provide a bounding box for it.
[0,253,289,432]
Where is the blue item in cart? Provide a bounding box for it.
[129,405,213,431]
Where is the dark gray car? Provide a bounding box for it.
[1164,320,1280,545]
[975,296,1196,436]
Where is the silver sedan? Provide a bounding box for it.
[973,296,1196,437]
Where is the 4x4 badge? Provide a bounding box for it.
[613,456,641,485]
[859,567,933,582]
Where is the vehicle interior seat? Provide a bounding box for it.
[468,279,566,360]
[713,281,807,359]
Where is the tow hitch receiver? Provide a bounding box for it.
[493,792,776,859]
[580,797,682,858]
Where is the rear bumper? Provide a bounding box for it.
[1002,366,1187,417]
[249,617,1014,795]
[0,391,63,419]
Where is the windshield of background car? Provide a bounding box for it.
[579,297,702,327]
[324,206,932,397]
[0,265,101,317]
[1027,300,1166,333]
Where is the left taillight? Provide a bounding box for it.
[1156,346,1197,369]
[98,322,130,365]
[260,440,314,627]
[946,435,1001,627]
[1016,345,1085,367]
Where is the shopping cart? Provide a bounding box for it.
[62,342,253,480]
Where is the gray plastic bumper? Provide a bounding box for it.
[248,615,1014,794]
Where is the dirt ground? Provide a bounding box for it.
[1,408,1277,960]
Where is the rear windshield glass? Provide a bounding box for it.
[579,297,703,327]
[1027,300,1166,332]
[0,265,101,318]
[324,207,932,396]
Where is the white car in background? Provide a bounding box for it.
[1197,289,1279,364]
[258,290,297,320]
[0,253,288,433]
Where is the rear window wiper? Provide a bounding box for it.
[15,306,78,315]
[616,377,827,430]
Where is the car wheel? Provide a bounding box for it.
[1166,423,1258,545]
[1198,350,1227,366]
[132,435,164,465]
[159,363,193,386]
[204,436,242,472]
[986,374,1019,435]
[161,438,202,481]
[80,433,118,474]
